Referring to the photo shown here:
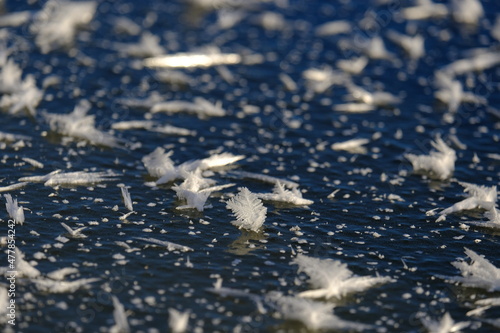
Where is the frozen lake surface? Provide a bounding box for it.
[1,0,500,332]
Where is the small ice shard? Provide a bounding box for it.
[362,36,396,61]
[254,11,286,31]
[143,47,263,68]
[0,131,31,142]
[336,56,368,75]
[387,30,425,60]
[20,170,116,187]
[439,248,500,292]
[22,157,44,169]
[198,153,245,170]
[151,97,226,118]
[292,254,394,299]
[33,277,100,293]
[226,187,267,232]
[30,0,97,53]
[331,138,369,154]
[279,73,298,91]
[4,193,24,224]
[256,182,313,206]
[173,171,234,211]
[0,10,32,27]
[136,237,194,252]
[111,120,155,131]
[0,182,28,193]
[265,292,372,331]
[61,222,87,239]
[450,0,483,25]
[439,51,500,77]
[303,66,349,94]
[47,267,79,280]
[346,84,402,107]
[405,135,456,180]
[421,312,469,333]
[115,32,165,58]
[120,186,134,212]
[315,20,352,37]
[228,171,299,189]
[400,0,449,20]
[112,16,141,36]
[110,296,131,333]
[168,308,190,333]
[333,103,375,113]
[43,100,121,148]
[438,182,497,217]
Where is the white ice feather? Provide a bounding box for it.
[226,187,267,231]
[439,248,500,292]
[33,277,99,293]
[151,97,226,117]
[331,138,369,154]
[405,135,456,180]
[439,182,497,218]
[292,254,394,299]
[228,171,299,188]
[46,267,79,281]
[61,222,87,239]
[30,0,97,53]
[4,193,25,224]
[120,186,134,212]
[420,312,469,333]
[43,100,120,148]
[19,170,116,187]
[168,308,190,333]
[136,237,193,252]
[256,182,313,206]
[265,292,372,331]
[110,296,130,333]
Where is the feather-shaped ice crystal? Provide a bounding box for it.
[438,182,497,219]
[30,0,97,53]
[256,182,313,206]
[43,100,121,148]
[292,254,394,299]
[405,135,456,180]
[4,193,24,224]
[33,277,100,293]
[440,248,500,292]
[110,296,131,333]
[421,312,469,333]
[265,292,372,331]
[168,308,190,333]
[226,187,267,232]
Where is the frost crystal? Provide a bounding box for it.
[256,182,313,206]
[441,248,500,292]
[43,100,121,148]
[168,308,190,333]
[438,182,497,220]
[421,312,469,333]
[31,0,97,53]
[405,135,456,180]
[226,187,267,231]
[4,193,24,224]
[265,292,372,331]
[292,254,394,299]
